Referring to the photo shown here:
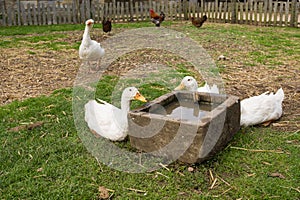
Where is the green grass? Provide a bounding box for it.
[1,22,300,199]
[1,86,299,199]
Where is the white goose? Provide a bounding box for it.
[175,76,284,127]
[240,88,284,127]
[174,76,219,94]
[84,87,147,141]
[79,19,105,69]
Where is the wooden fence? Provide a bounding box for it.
[0,0,299,27]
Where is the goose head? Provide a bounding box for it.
[85,19,94,27]
[122,87,147,103]
[174,76,198,92]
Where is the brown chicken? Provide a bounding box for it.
[102,17,112,34]
[149,9,165,27]
[191,15,207,28]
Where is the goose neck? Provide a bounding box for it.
[121,98,131,114]
[83,25,91,41]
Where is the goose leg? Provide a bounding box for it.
[261,120,273,127]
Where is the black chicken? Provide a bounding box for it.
[102,17,112,34]
[191,15,207,28]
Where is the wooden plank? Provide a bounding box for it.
[219,2,223,23]
[192,1,196,19]
[278,2,284,26]
[178,1,183,21]
[161,0,166,20]
[72,0,77,24]
[121,2,125,22]
[80,0,85,23]
[207,2,211,22]
[116,1,121,22]
[7,6,13,26]
[108,2,113,21]
[239,1,243,24]
[183,0,188,20]
[245,0,249,24]
[96,3,101,22]
[16,0,21,25]
[258,2,263,26]
[125,1,129,22]
[163,0,168,17]
[27,3,32,25]
[130,0,134,21]
[33,3,38,25]
[93,4,98,22]
[112,0,116,22]
[53,2,61,24]
[11,5,16,26]
[145,1,150,21]
[290,0,297,27]
[273,0,278,26]
[47,3,51,25]
[53,2,58,24]
[263,0,268,26]
[216,0,220,22]
[170,0,175,20]
[20,3,26,25]
[201,0,204,16]
[140,1,145,21]
[86,0,91,20]
[90,2,95,21]
[249,0,252,24]
[211,1,215,22]
[295,1,299,27]
[67,4,72,24]
[268,0,273,26]
[59,4,63,24]
[63,4,68,24]
[253,0,257,25]
[0,1,5,26]
[135,1,139,21]
[196,1,200,19]
[284,1,289,27]
[37,1,41,25]
[224,2,229,23]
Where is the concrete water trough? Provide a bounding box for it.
[128,91,240,164]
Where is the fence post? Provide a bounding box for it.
[130,0,133,21]
[182,0,188,20]
[231,0,237,23]
[290,0,296,27]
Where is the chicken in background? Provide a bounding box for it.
[102,17,112,34]
[191,15,207,28]
[150,9,165,27]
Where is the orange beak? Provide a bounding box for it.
[134,92,147,102]
[174,83,185,91]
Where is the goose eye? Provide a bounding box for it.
[129,89,132,91]
[187,78,191,81]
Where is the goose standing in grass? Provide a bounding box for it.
[84,87,147,141]
[240,88,284,127]
[79,19,105,70]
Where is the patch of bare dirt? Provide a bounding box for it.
[0,26,299,132]
[0,47,79,104]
